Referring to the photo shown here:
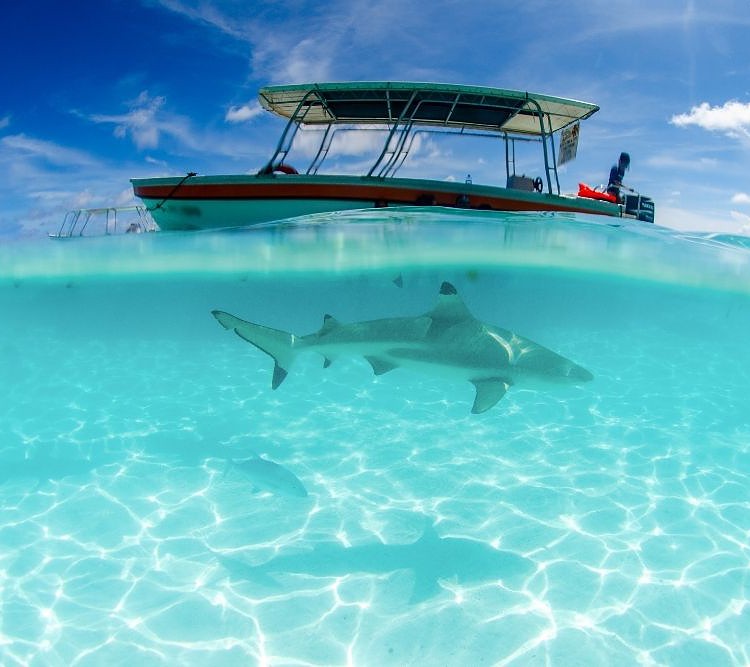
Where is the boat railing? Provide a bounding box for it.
[296,123,554,192]
[50,205,158,238]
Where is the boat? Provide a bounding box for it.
[131,81,655,230]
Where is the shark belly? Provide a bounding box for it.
[384,347,510,383]
[376,344,516,413]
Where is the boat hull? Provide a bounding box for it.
[131,174,622,230]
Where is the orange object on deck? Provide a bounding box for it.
[578,183,617,203]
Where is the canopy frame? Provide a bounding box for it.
[257,82,599,194]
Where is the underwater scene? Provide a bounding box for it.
[1,209,749,666]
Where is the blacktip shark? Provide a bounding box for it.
[212,282,592,413]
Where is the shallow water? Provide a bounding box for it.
[1,209,749,665]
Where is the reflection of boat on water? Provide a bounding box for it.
[131,81,655,230]
[49,205,157,238]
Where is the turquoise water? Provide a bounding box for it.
[1,209,749,666]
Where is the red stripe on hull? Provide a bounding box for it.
[133,179,618,217]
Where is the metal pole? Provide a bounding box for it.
[367,90,419,177]
[259,91,313,174]
[525,96,553,194]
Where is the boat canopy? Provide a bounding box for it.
[258,81,599,136]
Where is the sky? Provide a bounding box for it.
[2,0,750,239]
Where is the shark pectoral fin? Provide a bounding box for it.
[365,356,398,376]
[471,378,511,414]
[323,353,341,368]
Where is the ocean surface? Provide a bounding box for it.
[1,208,749,666]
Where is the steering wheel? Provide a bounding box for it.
[533,177,544,193]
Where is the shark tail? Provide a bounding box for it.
[212,311,296,389]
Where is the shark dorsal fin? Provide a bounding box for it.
[428,281,473,323]
[319,314,340,336]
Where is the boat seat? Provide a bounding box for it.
[507,175,534,192]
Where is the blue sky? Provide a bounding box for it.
[2,0,750,239]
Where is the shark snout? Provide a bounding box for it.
[567,364,594,383]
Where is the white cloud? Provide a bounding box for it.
[84,92,265,161]
[225,102,263,123]
[113,186,139,207]
[331,127,390,157]
[0,129,159,237]
[152,0,445,83]
[731,192,750,205]
[645,153,719,171]
[272,36,334,82]
[670,100,750,138]
[145,155,169,168]
[88,91,166,149]
[730,210,750,234]
[1,133,99,167]
[0,115,9,130]
[155,0,249,41]
[657,205,746,234]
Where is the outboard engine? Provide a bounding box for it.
[625,194,655,223]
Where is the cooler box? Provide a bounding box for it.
[507,175,534,192]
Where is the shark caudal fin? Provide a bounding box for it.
[212,311,296,389]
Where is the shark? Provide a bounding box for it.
[215,520,534,604]
[212,281,592,413]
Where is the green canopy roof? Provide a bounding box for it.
[258,81,599,136]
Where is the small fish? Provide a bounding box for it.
[226,454,308,498]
